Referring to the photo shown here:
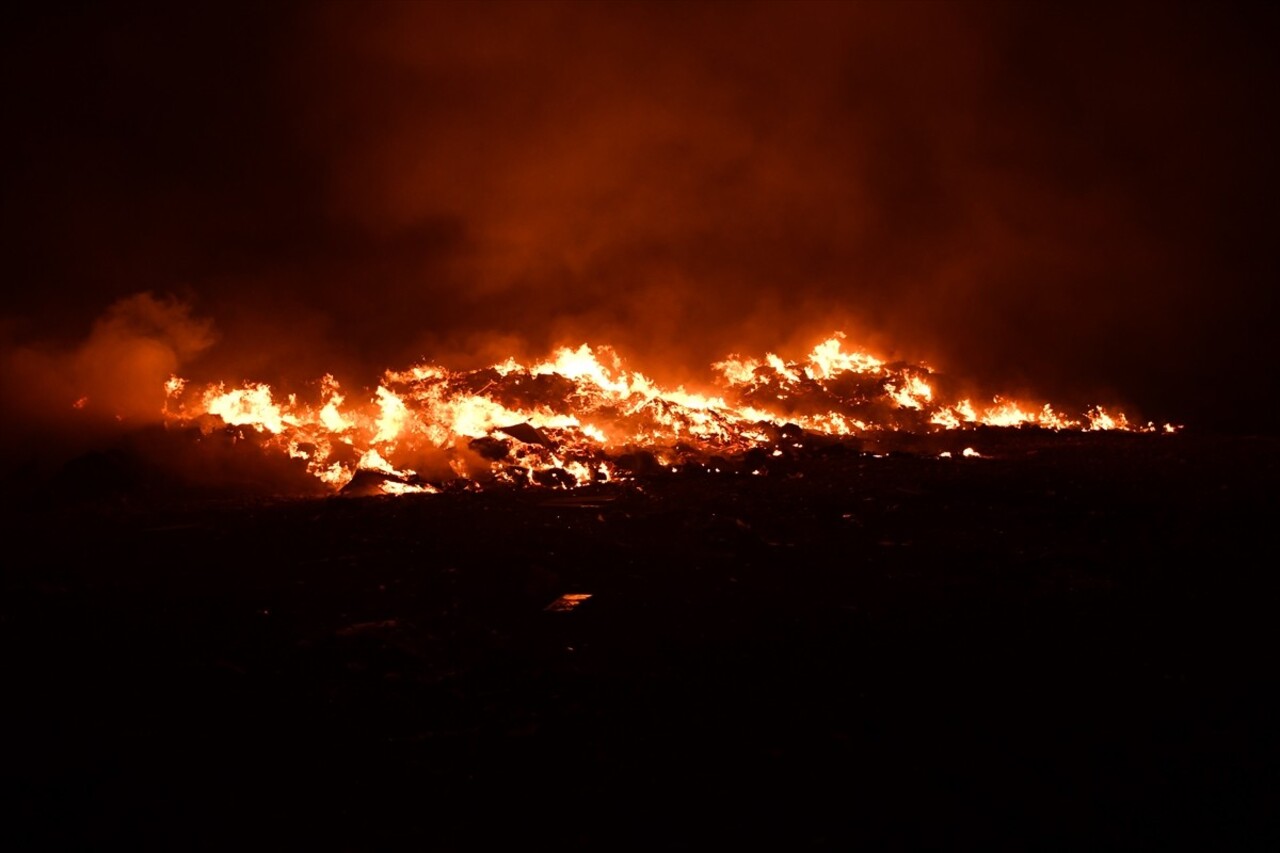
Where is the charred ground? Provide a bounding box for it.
[2,430,1277,848]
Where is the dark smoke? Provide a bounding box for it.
[2,1,1277,435]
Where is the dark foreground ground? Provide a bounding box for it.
[2,431,1277,849]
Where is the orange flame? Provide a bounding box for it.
[162,333,1176,494]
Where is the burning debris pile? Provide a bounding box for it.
[162,334,1172,496]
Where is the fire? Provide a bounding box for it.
[204,383,289,434]
[162,333,1175,495]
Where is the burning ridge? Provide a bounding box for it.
[162,334,1173,496]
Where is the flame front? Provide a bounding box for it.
[163,333,1173,495]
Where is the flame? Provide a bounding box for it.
[162,333,1175,494]
[203,383,289,434]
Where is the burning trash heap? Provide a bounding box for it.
[162,334,1170,496]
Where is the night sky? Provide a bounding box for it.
[3,0,1277,450]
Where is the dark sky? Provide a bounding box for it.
[3,0,1278,433]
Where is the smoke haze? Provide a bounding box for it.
[3,1,1277,437]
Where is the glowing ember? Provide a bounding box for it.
[162,333,1174,494]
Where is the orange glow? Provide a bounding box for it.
[162,333,1173,493]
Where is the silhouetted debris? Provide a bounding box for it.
[532,467,576,488]
[468,436,511,460]
[340,469,405,496]
[49,424,328,503]
[741,447,770,472]
[497,422,552,446]
[779,422,804,441]
[614,449,662,475]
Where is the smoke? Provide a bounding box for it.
[0,293,214,476]
[73,293,214,418]
[1,1,1277,431]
